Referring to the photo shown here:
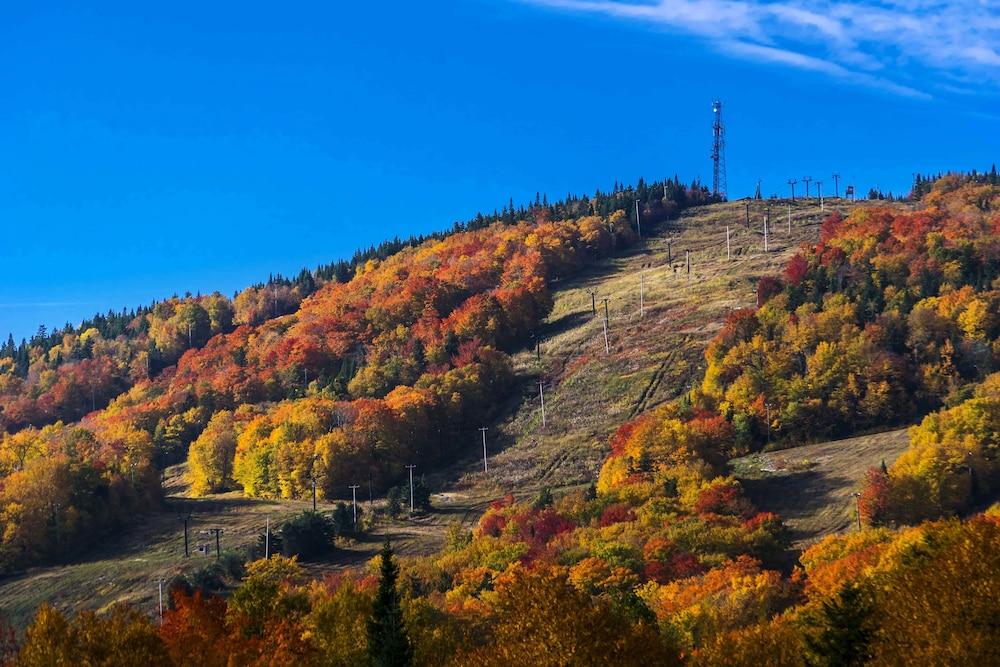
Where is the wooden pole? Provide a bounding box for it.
[639,272,644,317]
[539,380,546,426]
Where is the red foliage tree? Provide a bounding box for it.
[858,466,892,527]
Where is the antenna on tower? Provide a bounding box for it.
[711,100,727,200]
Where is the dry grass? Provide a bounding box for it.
[461,198,852,496]
[732,428,912,549]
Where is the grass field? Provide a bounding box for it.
[2,198,906,629]
[732,428,912,549]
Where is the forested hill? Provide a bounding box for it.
[4,173,1000,665]
[0,176,712,571]
[0,177,707,433]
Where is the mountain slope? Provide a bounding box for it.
[0,196,912,631]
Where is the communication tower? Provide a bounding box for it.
[711,100,727,200]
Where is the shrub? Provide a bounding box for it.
[279,512,336,560]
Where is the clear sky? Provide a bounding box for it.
[2,0,997,342]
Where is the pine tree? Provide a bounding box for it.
[804,583,875,667]
[367,538,412,667]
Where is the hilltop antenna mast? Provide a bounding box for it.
[711,100,727,200]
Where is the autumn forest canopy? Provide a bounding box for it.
[3,172,1000,665]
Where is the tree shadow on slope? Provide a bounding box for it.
[739,469,857,546]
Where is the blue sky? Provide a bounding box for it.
[1,0,997,342]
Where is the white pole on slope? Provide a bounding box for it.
[539,380,546,427]
[479,427,489,472]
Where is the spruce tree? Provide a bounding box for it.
[367,538,412,667]
[804,582,875,666]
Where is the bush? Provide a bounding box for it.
[279,511,336,560]
[331,501,363,536]
[386,488,404,518]
[532,487,554,510]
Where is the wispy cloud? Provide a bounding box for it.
[521,0,1000,98]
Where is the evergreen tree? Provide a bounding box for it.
[531,486,553,510]
[804,583,875,667]
[367,538,412,667]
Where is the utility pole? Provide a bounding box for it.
[179,514,192,557]
[538,380,546,427]
[406,465,416,513]
[803,176,813,198]
[635,199,642,239]
[817,181,824,211]
[601,298,610,354]
[349,484,360,529]
[852,492,862,531]
[51,502,60,549]
[639,272,645,317]
[686,250,691,276]
[787,179,797,201]
[310,469,317,512]
[765,402,772,445]
[832,173,841,198]
[157,579,165,624]
[479,427,489,472]
[726,226,731,261]
[587,289,596,315]
[202,528,224,560]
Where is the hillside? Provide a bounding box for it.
[463,199,854,490]
[0,197,884,628]
[7,178,1000,665]
[732,428,911,548]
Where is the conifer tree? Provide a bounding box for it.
[367,538,412,667]
[804,583,874,667]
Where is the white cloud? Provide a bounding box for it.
[520,0,1000,97]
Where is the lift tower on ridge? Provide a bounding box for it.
[711,100,727,200]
